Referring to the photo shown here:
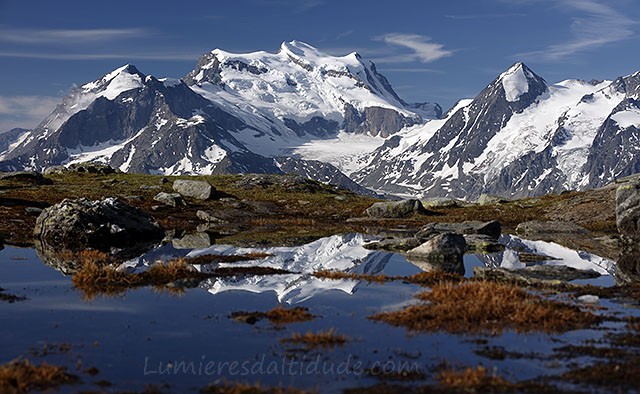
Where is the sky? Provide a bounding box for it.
[0,0,639,131]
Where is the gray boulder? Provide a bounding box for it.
[172,179,215,200]
[416,220,501,241]
[364,199,430,219]
[616,180,640,281]
[406,233,466,275]
[172,232,212,249]
[34,197,164,251]
[153,192,186,208]
[477,194,509,205]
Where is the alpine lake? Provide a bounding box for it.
[1,171,640,394]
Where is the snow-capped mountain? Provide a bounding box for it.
[1,41,640,200]
[354,63,640,199]
[0,42,434,196]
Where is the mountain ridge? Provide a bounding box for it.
[1,42,639,200]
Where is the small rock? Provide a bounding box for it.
[196,210,228,224]
[43,166,68,175]
[172,179,215,200]
[172,232,211,249]
[516,220,589,236]
[140,185,161,190]
[160,177,169,184]
[68,163,117,175]
[477,194,509,205]
[577,295,600,304]
[24,207,44,216]
[364,199,431,219]
[421,198,460,208]
[153,192,186,208]
[334,195,348,201]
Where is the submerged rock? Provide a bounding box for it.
[616,180,640,282]
[416,220,501,240]
[196,210,229,224]
[34,197,164,251]
[364,199,430,219]
[406,233,466,275]
[172,179,215,200]
[474,265,600,284]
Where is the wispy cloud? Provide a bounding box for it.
[0,95,60,131]
[0,51,201,61]
[445,13,526,20]
[374,33,453,63]
[516,0,637,61]
[254,0,324,13]
[0,28,148,44]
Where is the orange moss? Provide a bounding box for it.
[0,359,78,394]
[437,365,515,392]
[371,281,599,334]
[281,328,349,349]
[201,381,312,394]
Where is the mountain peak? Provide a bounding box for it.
[498,62,546,102]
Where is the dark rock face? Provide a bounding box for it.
[406,233,466,275]
[343,104,418,138]
[283,117,339,138]
[172,180,214,200]
[34,197,164,252]
[355,63,549,198]
[364,199,430,219]
[616,180,640,282]
[0,128,28,153]
[586,98,640,188]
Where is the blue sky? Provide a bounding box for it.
[1,0,639,131]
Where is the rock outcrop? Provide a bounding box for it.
[364,199,430,219]
[616,180,640,282]
[34,197,164,251]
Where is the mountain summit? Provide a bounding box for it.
[1,45,639,200]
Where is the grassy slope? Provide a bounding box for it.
[0,172,620,256]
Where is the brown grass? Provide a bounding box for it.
[0,359,78,394]
[370,281,600,334]
[72,258,292,300]
[313,269,462,286]
[230,306,315,325]
[437,365,515,392]
[281,328,349,349]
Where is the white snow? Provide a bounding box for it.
[497,235,615,275]
[501,63,529,102]
[611,107,640,129]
